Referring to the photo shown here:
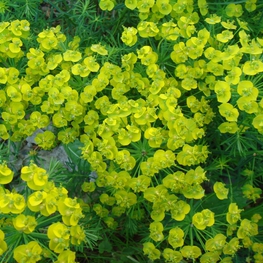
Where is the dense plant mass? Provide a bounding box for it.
[0,0,263,262]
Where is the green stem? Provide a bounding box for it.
[3,234,22,263]
[189,224,193,246]
[36,214,61,228]
[29,232,49,240]
[227,170,233,203]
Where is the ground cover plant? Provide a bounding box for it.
[0,0,263,262]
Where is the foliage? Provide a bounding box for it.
[0,0,263,262]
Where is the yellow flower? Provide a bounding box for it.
[144,185,168,203]
[254,253,263,262]
[163,248,183,262]
[121,52,137,71]
[125,0,137,10]
[252,242,263,254]
[6,85,22,102]
[0,124,9,140]
[9,37,22,53]
[192,209,215,230]
[200,251,221,263]
[30,111,49,129]
[245,0,257,12]
[47,53,62,70]
[221,20,237,30]
[99,0,115,11]
[137,0,154,12]
[213,182,229,200]
[100,193,115,206]
[21,163,48,190]
[222,44,240,60]
[134,106,158,125]
[130,175,151,193]
[251,214,262,224]
[137,21,159,38]
[70,225,86,246]
[54,250,76,263]
[216,30,234,43]
[115,190,137,208]
[93,203,109,218]
[141,52,158,66]
[91,43,108,55]
[205,14,221,24]
[170,200,190,221]
[13,241,42,263]
[153,149,176,169]
[237,218,258,239]
[205,233,226,251]
[156,0,172,15]
[81,181,96,192]
[243,60,263,75]
[170,42,188,63]
[181,245,201,259]
[207,61,224,76]
[237,97,258,114]
[237,18,249,30]
[226,203,242,225]
[0,192,26,214]
[225,66,242,84]
[34,130,56,150]
[181,77,197,90]
[0,230,7,256]
[237,80,258,100]
[47,222,70,253]
[0,21,9,32]
[177,144,209,166]
[10,19,29,37]
[182,184,205,199]
[0,162,13,184]
[160,20,180,41]
[225,3,243,17]
[63,50,82,62]
[104,217,118,229]
[143,242,161,261]
[83,56,100,72]
[223,237,240,255]
[38,35,58,51]
[27,191,47,212]
[218,103,239,122]
[253,114,263,133]
[121,26,138,46]
[241,39,262,55]
[118,125,141,145]
[71,63,90,77]
[58,197,83,226]
[168,227,184,248]
[144,127,164,148]
[0,67,7,84]
[218,122,239,134]
[214,81,231,103]
[242,184,262,202]
[13,214,37,234]
[162,171,186,193]
[149,221,164,242]
[115,151,136,171]
[198,0,208,16]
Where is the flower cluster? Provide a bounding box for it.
[0,0,263,261]
[0,162,85,262]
